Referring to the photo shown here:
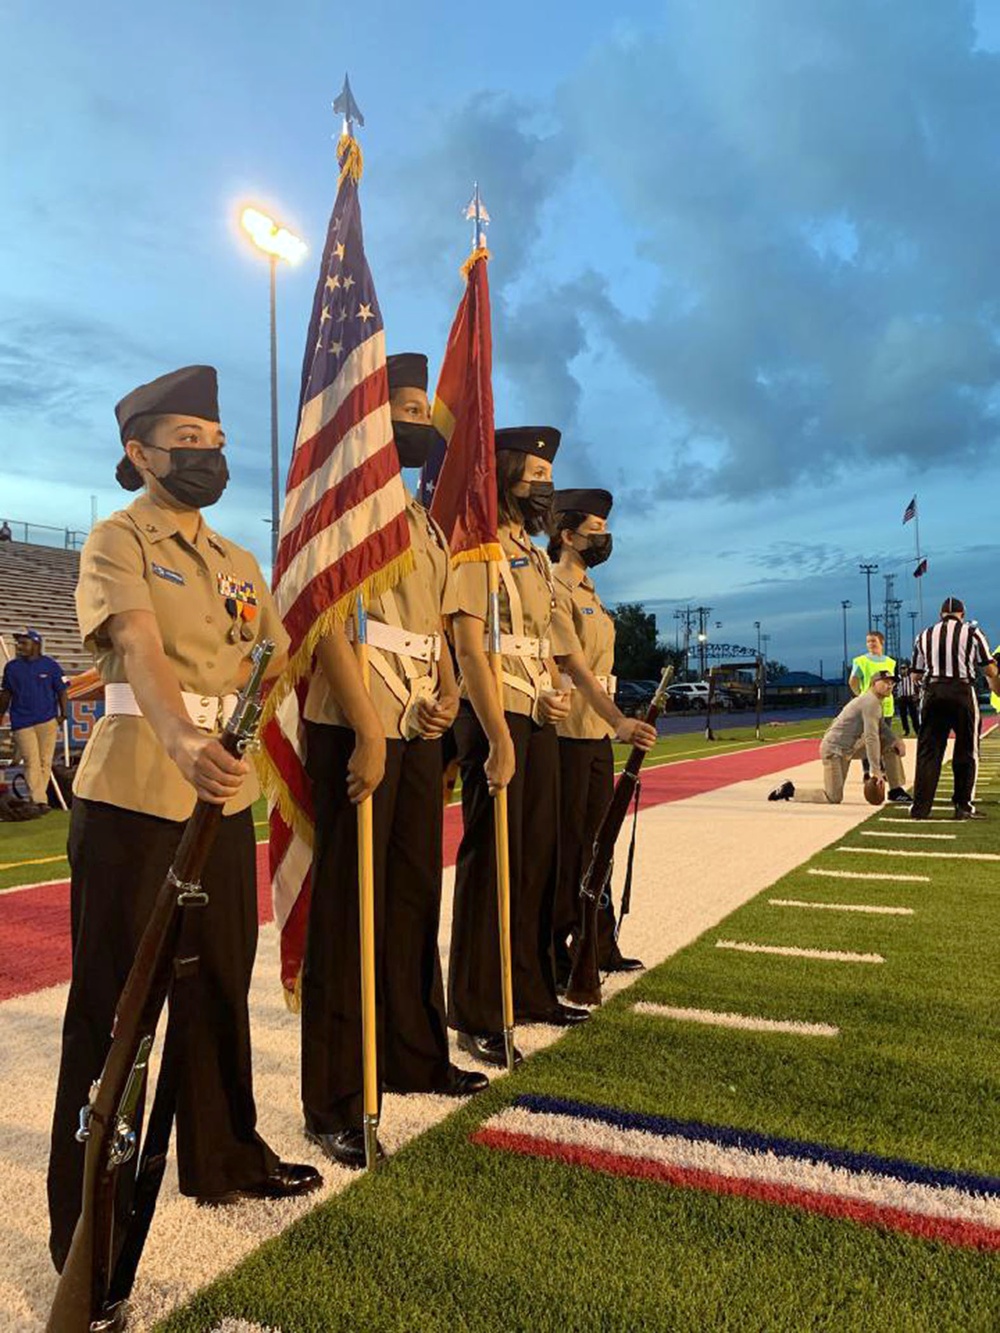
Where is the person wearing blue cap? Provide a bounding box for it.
[0,629,66,809]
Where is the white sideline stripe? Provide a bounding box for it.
[769,898,913,916]
[859,830,956,841]
[808,868,930,883]
[632,1001,839,1037]
[483,1108,1000,1230]
[716,939,884,964]
[839,847,1000,861]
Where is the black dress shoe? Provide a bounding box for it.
[456,1031,523,1067]
[519,1003,590,1027]
[954,806,986,820]
[602,953,645,973]
[435,1064,490,1096]
[197,1160,323,1204]
[304,1128,384,1170]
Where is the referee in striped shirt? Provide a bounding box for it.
[910,597,1000,819]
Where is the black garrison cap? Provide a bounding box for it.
[387,353,428,395]
[553,488,613,519]
[115,365,220,443]
[495,426,561,463]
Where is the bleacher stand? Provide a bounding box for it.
[0,541,87,675]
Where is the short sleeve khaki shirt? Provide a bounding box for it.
[303,496,456,738]
[553,566,617,740]
[73,493,289,821]
[453,528,573,717]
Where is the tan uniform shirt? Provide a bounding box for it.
[453,527,575,718]
[73,493,289,821]
[553,565,616,741]
[303,495,457,739]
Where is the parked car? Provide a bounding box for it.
[666,682,709,711]
[615,679,657,717]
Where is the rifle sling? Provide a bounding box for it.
[615,777,643,934]
[105,899,204,1309]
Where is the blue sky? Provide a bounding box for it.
[4,0,1000,672]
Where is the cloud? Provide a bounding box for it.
[548,0,1000,497]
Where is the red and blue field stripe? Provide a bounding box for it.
[473,1095,1000,1251]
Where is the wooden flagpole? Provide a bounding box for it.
[487,561,516,1073]
[354,591,380,1168]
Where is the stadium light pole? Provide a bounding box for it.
[754,620,761,656]
[841,600,851,681]
[859,562,878,632]
[240,206,308,564]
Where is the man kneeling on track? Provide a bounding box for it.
[767,671,911,805]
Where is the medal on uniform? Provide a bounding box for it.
[218,575,258,644]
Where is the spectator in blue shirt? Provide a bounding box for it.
[0,629,67,808]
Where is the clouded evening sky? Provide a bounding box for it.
[4,0,1000,673]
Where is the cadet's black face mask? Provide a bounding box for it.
[574,531,613,568]
[143,445,229,509]
[517,480,555,535]
[393,420,443,470]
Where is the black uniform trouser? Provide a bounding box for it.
[301,725,450,1134]
[448,704,560,1034]
[47,800,275,1271]
[553,738,620,978]
[897,698,920,736]
[911,681,979,816]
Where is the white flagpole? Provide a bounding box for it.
[913,496,923,622]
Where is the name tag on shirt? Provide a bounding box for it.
[509,557,529,569]
[151,563,185,585]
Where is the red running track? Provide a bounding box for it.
[0,736,820,1004]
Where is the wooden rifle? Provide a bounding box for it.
[46,639,274,1333]
[564,664,673,1006]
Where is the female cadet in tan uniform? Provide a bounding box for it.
[300,353,487,1171]
[548,489,657,983]
[447,427,589,1067]
[47,366,319,1273]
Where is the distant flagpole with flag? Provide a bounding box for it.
[903,495,924,620]
[259,81,413,1006]
[428,185,517,1072]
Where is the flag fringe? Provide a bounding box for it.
[451,542,504,567]
[337,133,364,184]
[282,972,302,1014]
[460,246,491,280]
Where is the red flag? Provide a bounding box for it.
[259,132,413,1005]
[429,249,502,564]
[914,558,928,578]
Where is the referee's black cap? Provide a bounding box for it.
[940,597,965,617]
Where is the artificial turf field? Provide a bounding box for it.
[150,737,1000,1333]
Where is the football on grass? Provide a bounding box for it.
[863,775,886,805]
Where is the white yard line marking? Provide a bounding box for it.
[769,898,913,916]
[838,847,1000,861]
[859,830,956,840]
[807,867,930,883]
[632,1002,839,1038]
[878,816,952,822]
[715,939,884,963]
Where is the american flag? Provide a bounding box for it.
[903,496,917,525]
[260,132,413,1003]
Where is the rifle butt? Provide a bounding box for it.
[46,1224,126,1333]
[564,887,602,1007]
